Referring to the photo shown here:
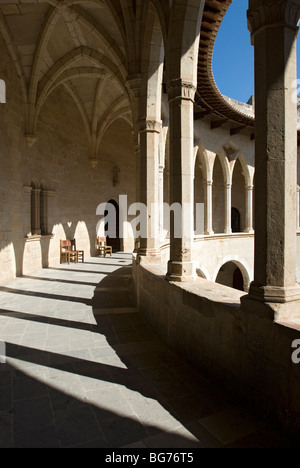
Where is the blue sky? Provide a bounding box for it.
[213,0,300,103]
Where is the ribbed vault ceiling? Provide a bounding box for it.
[0,0,132,162]
[0,1,252,129]
[1,0,291,153]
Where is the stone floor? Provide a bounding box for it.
[0,253,295,448]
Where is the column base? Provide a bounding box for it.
[166,260,196,282]
[247,282,300,304]
[241,292,300,323]
[137,248,162,265]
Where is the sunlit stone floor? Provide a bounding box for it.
[0,253,295,448]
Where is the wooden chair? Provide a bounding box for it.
[60,240,78,264]
[70,239,84,263]
[97,237,112,257]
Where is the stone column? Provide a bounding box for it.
[166,79,196,281]
[224,183,232,234]
[247,0,300,303]
[126,76,142,254]
[133,143,141,253]
[204,180,214,235]
[245,184,254,233]
[138,118,162,260]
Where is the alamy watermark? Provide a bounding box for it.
[0,80,6,104]
[96,195,204,239]
[292,340,300,364]
[0,341,6,364]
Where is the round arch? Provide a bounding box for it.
[213,257,252,292]
[196,266,211,281]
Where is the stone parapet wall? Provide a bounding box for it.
[133,260,300,440]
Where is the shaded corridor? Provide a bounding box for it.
[0,254,294,448]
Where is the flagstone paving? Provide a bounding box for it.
[0,253,295,448]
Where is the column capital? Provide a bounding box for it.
[166,78,196,103]
[248,0,300,41]
[138,118,162,134]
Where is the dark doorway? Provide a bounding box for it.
[105,199,121,253]
[233,267,244,291]
[216,262,245,292]
[231,207,241,233]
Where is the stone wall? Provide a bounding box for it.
[134,260,300,440]
[0,35,136,283]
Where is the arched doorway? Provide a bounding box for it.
[105,199,120,253]
[216,261,245,291]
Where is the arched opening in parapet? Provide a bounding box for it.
[216,261,247,292]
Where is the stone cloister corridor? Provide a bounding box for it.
[1,0,300,450]
[0,253,294,448]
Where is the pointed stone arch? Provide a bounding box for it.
[214,148,231,186]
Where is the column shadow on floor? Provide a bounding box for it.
[0,258,295,448]
[89,264,294,449]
